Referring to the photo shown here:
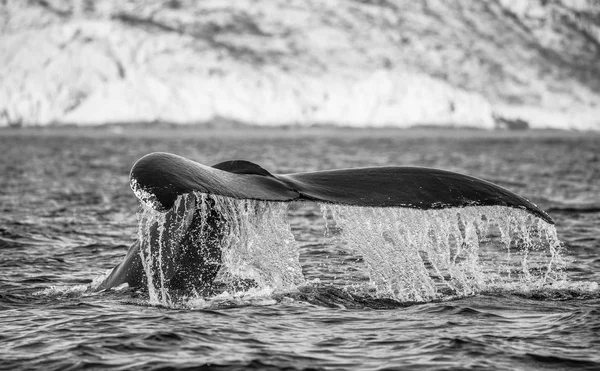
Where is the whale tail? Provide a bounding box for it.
[98,152,553,293]
[130,152,553,224]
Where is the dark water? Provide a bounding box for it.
[1,128,599,370]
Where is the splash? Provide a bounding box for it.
[134,191,566,306]
[322,205,565,302]
[211,195,304,289]
[136,192,304,306]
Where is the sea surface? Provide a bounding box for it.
[1,127,599,370]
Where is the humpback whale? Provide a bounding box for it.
[98,152,553,292]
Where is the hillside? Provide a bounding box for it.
[1,0,599,129]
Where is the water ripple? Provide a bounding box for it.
[1,130,599,370]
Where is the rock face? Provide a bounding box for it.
[1,0,599,129]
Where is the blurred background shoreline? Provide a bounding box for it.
[3,124,600,139]
[2,0,600,131]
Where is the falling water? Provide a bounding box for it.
[211,195,305,290]
[136,192,304,306]
[135,191,565,306]
[322,205,565,302]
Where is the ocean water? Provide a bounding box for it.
[1,128,599,370]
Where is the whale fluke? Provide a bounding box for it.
[212,160,275,177]
[130,152,553,224]
[129,153,299,212]
[98,152,554,293]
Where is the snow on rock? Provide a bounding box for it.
[1,0,599,129]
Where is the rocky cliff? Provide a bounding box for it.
[1,0,599,129]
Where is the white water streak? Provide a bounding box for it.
[135,192,564,305]
[213,196,304,289]
[323,205,565,302]
[137,193,303,306]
